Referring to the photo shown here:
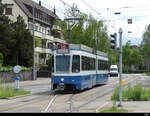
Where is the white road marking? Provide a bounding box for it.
[42,95,58,113]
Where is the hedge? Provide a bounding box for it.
[0,66,32,72]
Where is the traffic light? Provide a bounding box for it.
[128,19,132,24]
[110,33,117,50]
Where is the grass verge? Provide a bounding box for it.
[0,88,30,99]
[100,107,127,113]
[99,102,127,113]
[111,84,150,101]
[146,73,150,76]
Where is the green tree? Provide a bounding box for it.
[56,5,115,66]
[123,41,143,72]
[0,0,16,66]
[0,0,5,15]
[10,15,33,67]
[123,41,132,70]
[141,24,150,70]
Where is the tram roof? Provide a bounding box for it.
[53,44,108,57]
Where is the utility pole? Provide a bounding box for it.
[95,30,98,76]
[32,6,36,80]
[118,28,123,107]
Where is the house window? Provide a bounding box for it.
[35,25,38,31]
[39,26,41,32]
[5,8,12,15]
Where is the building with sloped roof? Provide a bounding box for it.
[2,0,66,77]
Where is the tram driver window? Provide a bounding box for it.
[72,55,80,73]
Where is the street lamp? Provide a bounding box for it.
[118,28,123,107]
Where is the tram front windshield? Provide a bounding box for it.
[56,55,70,73]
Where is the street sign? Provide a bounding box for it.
[13,65,22,74]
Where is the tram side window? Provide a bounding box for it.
[72,55,80,73]
[98,60,101,70]
[98,60,108,70]
[90,58,96,70]
[82,56,88,71]
[82,56,96,71]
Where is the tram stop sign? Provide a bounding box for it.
[13,65,22,74]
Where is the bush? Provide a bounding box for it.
[141,90,150,101]
[132,85,143,100]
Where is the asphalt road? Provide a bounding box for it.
[0,74,144,113]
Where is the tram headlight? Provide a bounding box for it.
[61,78,64,82]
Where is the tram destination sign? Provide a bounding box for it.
[57,44,70,54]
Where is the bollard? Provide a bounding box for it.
[15,75,20,91]
[122,80,125,87]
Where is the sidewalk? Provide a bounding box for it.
[20,78,52,94]
[97,101,150,113]
[19,78,51,87]
[121,101,150,112]
[97,75,150,113]
[1,78,52,94]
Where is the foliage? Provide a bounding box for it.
[146,72,150,76]
[0,14,33,67]
[108,49,118,65]
[111,84,150,101]
[0,52,3,67]
[0,66,31,72]
[11,15,33,67]
[0,13,16,66]
[122,41,143,73]
[141,24,150,70]
[35,36,42,47]
[56,5,118,65]
[0,1,33,67]
[0,0,6,15]
[57,12,111,53]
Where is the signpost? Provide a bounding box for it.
[13,65,21,91]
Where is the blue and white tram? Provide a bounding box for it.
[51,44,109,91]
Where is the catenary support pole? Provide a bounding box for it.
[118,28,123,107]
[32,6,36,80]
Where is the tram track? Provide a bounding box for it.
[0,91,55,112]
[47,74,140,113]
[0,74,140,112]
[73,75,139,112]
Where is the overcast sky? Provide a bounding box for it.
[33,0,150,46]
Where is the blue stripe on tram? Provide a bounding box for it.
[52,73,108,90]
